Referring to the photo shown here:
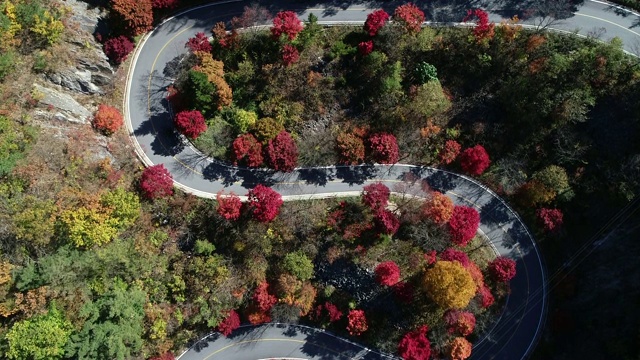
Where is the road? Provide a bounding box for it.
[123,1,640,359]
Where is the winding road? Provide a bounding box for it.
[123,1,640,359]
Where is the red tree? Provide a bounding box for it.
[424,250,437,266]
[421,191,454,224]
[336,132,365,165]
[375,261,401,286]
[216,191,242,221]
[149,353,175,360]
[271,11,303,41]
[312,302,343,323]
[439,140,461,165]
[266,131,298,172]
[464,9,495,42]
[358,40,374,56]
[362,183,390,211]
[536,208,564,233]
[93,104,124,135]
[140,164,173,199]
[488,257,517,282]
[217,309,241,336]
[394,281,415,304]
[347,309,368,336]
[440,248,470,268]
[174,110,207,139]
[364,9,390,36]
[375,209,400,235]
[253,282,277,312]
[281,44,300,66]
[394,3,425,34]
[111,0,153,36]
[448,206,480,247]
[449,337,472,360]
[247,185,283,222]
[444,310,476,336]
[152,0,178,9]
[185,32,212,53]
[459,145,491,176]
[368,132,399,164]
[233,134,264,167]
[477,284,495,308]
[397,326,431,360]
[103,36,134,64]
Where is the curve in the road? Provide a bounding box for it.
[124,1,640,359]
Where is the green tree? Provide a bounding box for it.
[5,307,73,360]
[100,187,140,229]
[185,70,216,117]
[11,195,56,246]
[230,108,258,134]
[533,165,570,195]
[283,251,314,281]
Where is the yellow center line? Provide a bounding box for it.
[575,13,640,37]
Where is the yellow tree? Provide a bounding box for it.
[422,261,476,309]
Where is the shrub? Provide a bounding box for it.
[488,257,517,282]
[364,9,390,36]
[266,131,298,172]
[217,309,240,336]
[92,104,124,135]
[140,164,173,199]
[448,206,480,247]
[358,40,374,56]
[459,145,491,176]
[216,192,242,221]
[397,326,431,360]
[174,110,207,139]
[336,132,365,165]
[346,310,368,336]
[271,11,303,41]
[0,51,16,81]
[368,132,399,164]
[393,3,425,34]
[423,261,476,309]
[449,337,472,360]
[362,183,390,211]
[111,0,153,36]
[438,140,461,165]
[247,185,283,222]
[421,191,454,224]
[185,32,212,53]
[233,134,263,167]
[375,261,401,286]
[536,208,564,233]
[103,36,134,65]
[281,44,299,66]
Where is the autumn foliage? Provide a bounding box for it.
[448,206,480,247]
[347,309,368,336]
[422,191,454,224]
[439,248,470,268]
[364,9,390,36]
[537,208,564,233]
[449,337,473,360]
[464,9,495,42]
[362,183,390,211]
[358,40,374,56]
[174,110,207,139]
[92,104,124,135]
[149,353,175,360]
[397,326,431,360]
[336,132,365,165]
[140,164,173,199]
[459,144,491,175]
[393,3,425,34]
[233,134,264,167]
[488,257,517,282]
[444,310,476,336]
[103,36,134,65]
[375,209,400,235]
[253,282,277,312]
[217,309,241,336]
[477,284,495,308]
[375,261,401,286]
[185,32,212,53]
[266,131,298,172]
[423,261,477,309]
[439,140,462,165]
[247,185,283,222]
[368,132,400,164]
[271,11,303,41]
[281,44,300,66]
[216,192,242,221]
[311,301,343,323]
[111,0,153,36]
[152,0,178,9]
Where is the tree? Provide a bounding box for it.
[393,3,425,34]
[230,109,258,133]
[281,44,299,66]
[414,61,438,83]
[252,117,284,143]
[397,326,431,360]
[421,191,454,224]
[364,9,389,36]
[536,208,564,232]
[233,133,264,167]
[463,9,495,43]
[375,209,400,235]
[358,40,374,56]
[459,145,491,175]
[185,70,216,117]
[423,261,476,309]
[368,132,399,164]
[439,140,461,165]
[92,104,124,135]
[185,32,212,53]
[362,183,390,211]
[57,206,119,248]
[217,309,241,336]
[149,353,175,360]
[271,11,303,41]
[110,0,153,36]
[443,310,476,336]
[477,284,495,308]
[311,301,343,323]
[193,52,233,111]
[347,309,368,335]
[216,191,242,221]
[375,261,401,286]
[516,180,556,207]
[100,187,141,229]
[439,248,470,268]
[488,257,517,282]
[152,0,178,9]
[247,185,283,222]
[337,132,365,165]
[283,251,314,281]
[533,165,570,195]
[5,307,72,360]
[174,110,207,139]
[103,36,134,65]
[253,281,277,312]
[266,131,298,172]
[449,337,472,360]
[448,206,480,247]
[140,164,174,199]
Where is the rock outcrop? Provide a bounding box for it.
[33,84,92,124]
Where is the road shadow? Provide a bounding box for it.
[335,164,378,185]
[301,329,359,359]
[480,196,513,226]
[298,167,336,186]
[202,162,240,186]
[422,170,460,193]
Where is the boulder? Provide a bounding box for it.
[33,84,92,124]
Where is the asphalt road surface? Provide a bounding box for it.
[123,1,640,358]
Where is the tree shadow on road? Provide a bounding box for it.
[480,196,514,226]
[422,170,460,193]
[298,167,336,186]
[335,164,378,185]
